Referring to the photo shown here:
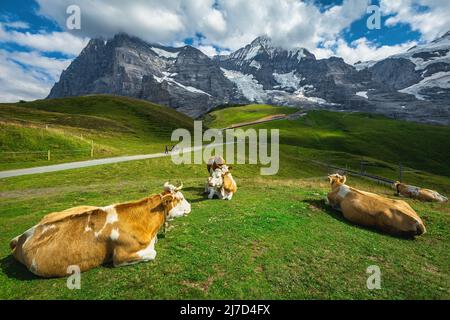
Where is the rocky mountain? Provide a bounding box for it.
[48,33,450,124]
[48,34,241,117]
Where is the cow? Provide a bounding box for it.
[221,165,237,200]
[393,181,448,203]
[207,155,226,175]
[205,168,224,199]
[326,174,426,237]
[9,182,191,278]
[205,165,237,200]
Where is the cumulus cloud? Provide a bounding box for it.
[34,0,371,52]
[380,0,450,41]
[0,22,88,56]
[0,49,73,102]
[326,38,417,64]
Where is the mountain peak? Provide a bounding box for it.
[246,35,313,60]
[431,30,450,44]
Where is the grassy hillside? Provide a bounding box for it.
[0,151,448,299]
[0,95,193,170]
[0,102,448,299]
[205,105,450,193]
[204,104,297,127]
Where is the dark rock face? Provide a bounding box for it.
[370,58,422,90]
[49,34,240,118]
[48,33,450,124]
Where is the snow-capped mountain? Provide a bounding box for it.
[48,33,450,124]
[48,34,241,117]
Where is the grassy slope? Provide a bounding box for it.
[0,153,448,299]
[204,104,297,128]
[205,106,450,194]
[0,95,193,170]
[0,102,449,299]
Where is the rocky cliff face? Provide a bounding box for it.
[48,33,450,124]
[49,34,240,117]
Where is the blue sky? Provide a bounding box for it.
[1,0,449,102]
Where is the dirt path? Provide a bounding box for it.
[224,110,307,130]
[0,143,232,179]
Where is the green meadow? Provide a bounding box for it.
[0,97,449,299]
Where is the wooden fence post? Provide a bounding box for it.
[48,150,51,161]
[91,140,94,158]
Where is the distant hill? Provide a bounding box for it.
[0,95,193,169]
[205,105,450,191]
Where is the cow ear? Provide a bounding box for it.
[161,194,174,206]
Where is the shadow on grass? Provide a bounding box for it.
[0,255,39,281]
[183,186,211,204]
[303,199,416,240]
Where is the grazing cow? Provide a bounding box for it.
[207,155,226,174]
[393,181,448,203]
[10,183,191,278]
[326,174,426,237]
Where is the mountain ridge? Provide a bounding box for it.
[48,32,450,124]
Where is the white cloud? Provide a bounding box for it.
[34,0,372,52]
[0,22,88,56]
[380,0,450,41]
[0,49,73,102]
[326,38,418,64]
[3,21,30,29]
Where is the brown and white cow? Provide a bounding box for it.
[393,181,448,203]
[205,165,237,200]
[327,174,426,237]
[221,165,237,200]
[10,183,191,278]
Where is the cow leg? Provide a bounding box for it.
[113,235,157,267]
[208,188,216,199]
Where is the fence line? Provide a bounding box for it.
[1,142,95,161]
[312,160,398,186]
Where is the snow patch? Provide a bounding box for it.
[399,71,450,100]
[356,91,368,99]
[151,47,179,59]
[153,72,211,96]
[273,71,302,90]
[221,68,267,102]
[294,85,328,104]
[249,60,261,70]
[353,60,377,71]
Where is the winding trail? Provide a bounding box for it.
[223,110,307,130]
[0,111,307,180]
[0,143,229,179]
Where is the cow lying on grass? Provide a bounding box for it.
[10,183,191,278]
[393,181,448,203]
[205,165,237,200]
[327,174,426,237]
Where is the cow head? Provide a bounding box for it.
[208,168,224,188]
[328,173,346,188]
[392,181,402,194]
[161,182,191,219]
